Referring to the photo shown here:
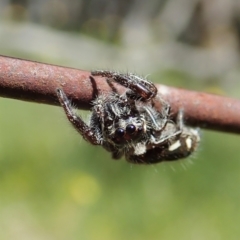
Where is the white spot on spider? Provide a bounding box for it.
[186,137,192,150]
[168,140,181,151]
[134,143,146,155]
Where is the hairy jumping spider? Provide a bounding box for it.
[56,70,200,164]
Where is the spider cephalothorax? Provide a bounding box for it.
[56,70,200,164]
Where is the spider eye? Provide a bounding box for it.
[115,128,125,138]
[126,124,136,134]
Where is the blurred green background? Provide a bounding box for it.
[1,1,240,239]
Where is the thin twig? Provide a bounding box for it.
[0,55,240,134]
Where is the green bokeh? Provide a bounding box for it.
[0,84,240,239]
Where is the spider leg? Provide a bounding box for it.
[91,70,157,101]
[102,142,124,160]
[112,149,124,159]
[149,109,184,145]
[142,99,170,132]
[106,78,118,94]
[56,89,101,145]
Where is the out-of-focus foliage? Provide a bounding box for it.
[1,0,240,239]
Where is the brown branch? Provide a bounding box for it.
[0,55,240,134]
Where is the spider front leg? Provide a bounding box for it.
[103,142,124,160]
[91,70,157,101]
[56,89,101,145]
[142,96,170,133]
[156,109,184,143]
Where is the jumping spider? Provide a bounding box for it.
[56,70,200,164]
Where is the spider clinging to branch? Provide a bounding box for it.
[56,70,200,164]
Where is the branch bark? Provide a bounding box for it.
[0,55,240,134]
